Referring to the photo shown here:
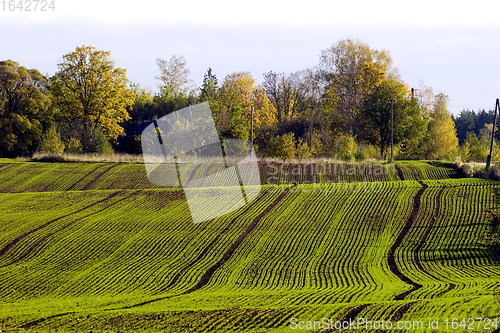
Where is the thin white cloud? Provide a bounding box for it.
[1,0,499,28]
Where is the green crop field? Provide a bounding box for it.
[0,160,499,332]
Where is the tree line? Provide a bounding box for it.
[1,39,498,162]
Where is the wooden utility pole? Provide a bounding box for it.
[250,106,254,158]
[390,99,394,161]
[309,106,314,148]
[486,98,499,169]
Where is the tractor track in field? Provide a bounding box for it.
[185,163,203,184]
[413,186,444,264]
[0,191,124,261]
[414,184,456,298]
[394,164,405,181]
[157,191,269,293]
[179,186,293,295]
[10,192,136,265]
[388,169,427,301]
[373,301,419,333]
[81,164,118,190]
[436,282,456,297]
[67,164,105,191]
[19,186,295,328]
[376,171,432,325]
[391,301,418,322]
[20,312,76,330]
[323,304,371,332]
[118,186,294,309]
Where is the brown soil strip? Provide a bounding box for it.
[409,166,420,181]
[388,179,427,301]
[373,301,419,333]
[81,164,118,190]
[394,164,405,181]
[20,312,75,330]
[391,301,417,322]
[435,283,456,298]
[0,192,123,259]
[373,302,418,333]
[182,187,292,294]
[67,164,104,191]
[304,163,315,184]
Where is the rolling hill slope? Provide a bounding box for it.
[0,160,498,332]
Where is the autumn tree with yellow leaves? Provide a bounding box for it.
[50,45,134,142]
[318,38,393,134]
[218,71,276,140]
[423,93,459,160]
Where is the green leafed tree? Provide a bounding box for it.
[329,133,358,161]
[223,104,249,141]
[151,55,196,119]
[0,60,53,156]
[423,93,459,160]
[318,39,393,133]
[360,79,428,158]
[49,45,134,142]
[155,55,194,95]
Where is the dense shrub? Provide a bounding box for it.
[82,127,114,155]
[267,133,297,161]
[329,133,357,161]
[41,126,65,153]
[65,137,82,154]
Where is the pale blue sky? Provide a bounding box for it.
[1,0,499,114]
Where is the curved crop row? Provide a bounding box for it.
[395,161,460,181]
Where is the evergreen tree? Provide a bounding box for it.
[453,108,498,144]
[453,110,476,144]
[199,68,221,126]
